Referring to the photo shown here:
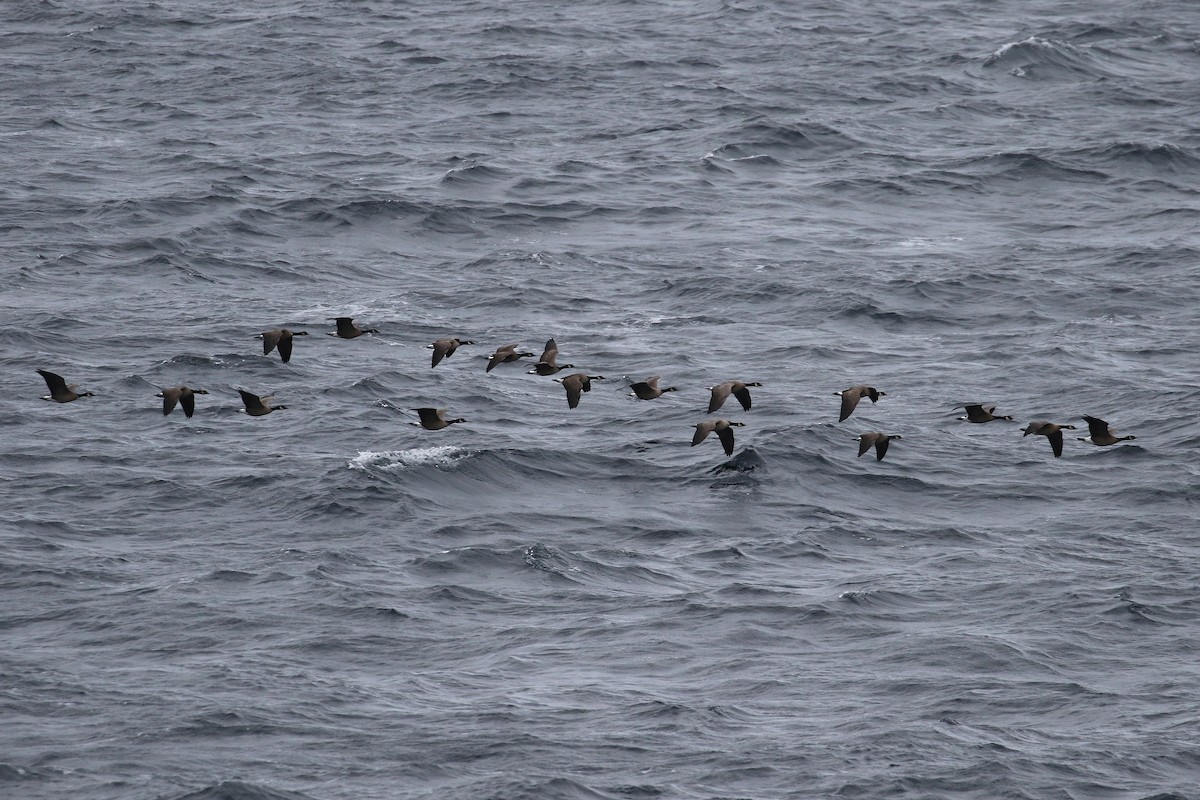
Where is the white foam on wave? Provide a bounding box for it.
[870,236,966,256]
[702,150,770,162]
[989,35,1042,60]
[348,445,468,471]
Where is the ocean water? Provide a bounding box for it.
[3,1,1199,798]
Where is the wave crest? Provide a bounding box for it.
[983,36,1114,80]
[348,446,469,471]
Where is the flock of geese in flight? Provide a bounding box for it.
[34,317,1137,461]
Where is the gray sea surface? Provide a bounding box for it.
[3,1,1199,798]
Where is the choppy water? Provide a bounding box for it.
[3,2,1200,799]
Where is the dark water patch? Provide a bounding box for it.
[12,568,122,610]
[1049,21,1163,44]
[403,53,448,64]
[1101,587,1176,626]
[405,542,580,584]
[887,167,989,195]
[946,150,1110,183]
[331,196,451,225]
[545,547,689,594]
[829,298,968,330]
[522,542,577,580]
[679,589,834,626]
[1057,141,1200,178]
[202,569,258,583]
[10,312,91,333]
[293,499,367,522]
[452,775,616,800]
[168,780,319,800]
[688,545,750,562]
[647,273,799,307]
[1142,204,1200,220]
[483,201,619,229]
[0,763,41,782]
[626,698,691,720]
[706,118,861,162]
[604,785,665,798]
[712,447,766,474]
[872,72,976,99]
[628,526,704,545]
[411,584,512,608]
[349,605,412,621]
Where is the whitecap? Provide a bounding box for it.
[348,446,468,471]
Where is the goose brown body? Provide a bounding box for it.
[556,373,604,409]
[430,337,474,368]
[158,386,209,417]
[413,407,466,430]
[260,328,308,363]
[1023,421,1076,457]
[692,419,745,456]
[327,317,378,339]
[238,389,286,416]
[856,432,901,461]
[708,380,761,413]
[836,385,885,422]
[957,404,1013,423]
[37,369,94,403]
[486,343,534,372]
[527,338,573,375]
[1078,415,1136,446]
[630,376,677,400]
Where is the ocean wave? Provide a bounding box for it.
[815,176,916,196]
[0,763,39,782]
[983,35,1116,80]
[6,3,1200,799]
[704,118,860,162]
[348,445,471,472]
[167,780,318,800]
[945,150,1109,182]
[445,776,613,800]
[1057,141,1200,177]
[441,162,511,185]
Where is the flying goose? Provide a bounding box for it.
[528,360,575,376]
[692,419,745,456]
[708,380,761,413]
[238,389,286,416]
[836,385,886,422]
[527,338,574,375]
[430,337,474,368]
[327,317,378,339]
[1078,415,1136,446]
[259,328,308,363]
[555,373,605,409]
[1022,421,1076,457]
[157,386,208,417]
[37,369,94,403]
[955,402,1012,422]
[630,375,678,400]
[856,432,901,461]
[486,343,534,372]
[413,407,466,430]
